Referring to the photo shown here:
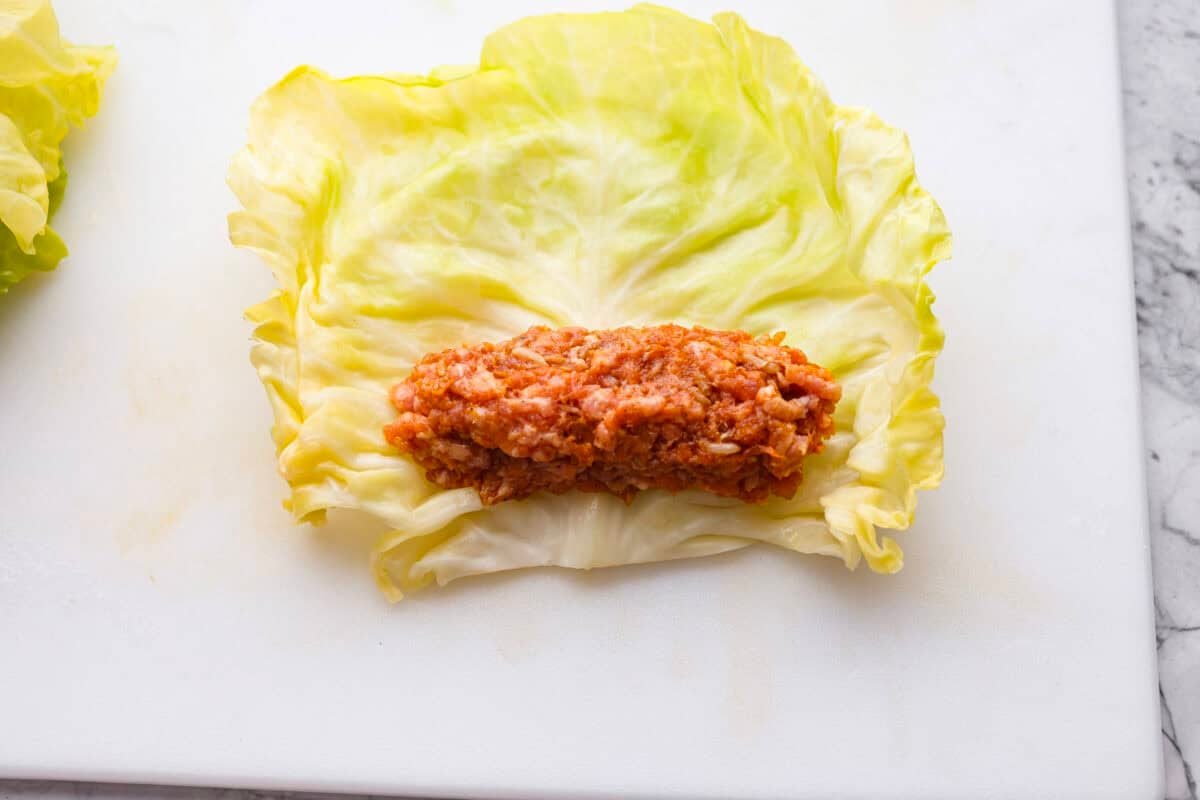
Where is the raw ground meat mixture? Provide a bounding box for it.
[384,324,841,504]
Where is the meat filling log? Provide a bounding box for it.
[384,324,841,504]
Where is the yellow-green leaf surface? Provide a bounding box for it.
[228,5,951,600]
[0,0,115,295]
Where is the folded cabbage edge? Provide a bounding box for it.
[0,163,66,294]
[0,0,117,294]
[228,4,951,601]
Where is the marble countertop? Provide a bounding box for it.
[2,0,1196,798]
[1124,0,1200,797]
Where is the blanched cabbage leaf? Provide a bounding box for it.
[0,0,115,295]
[228,4,951,600]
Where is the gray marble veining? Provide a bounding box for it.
[1122,0,1200,797]
[1,0,1196,798]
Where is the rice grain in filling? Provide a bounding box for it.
[384,324,841,504]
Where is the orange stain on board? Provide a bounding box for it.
[115,503,183,555]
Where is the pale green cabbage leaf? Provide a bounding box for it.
[228,4,951,600]
[0,0,115,295]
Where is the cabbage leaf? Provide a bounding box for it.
[0,0,115,295]
[228,5,951,600]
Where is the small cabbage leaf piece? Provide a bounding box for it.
[228,5,951,600]
[0,0,116,295]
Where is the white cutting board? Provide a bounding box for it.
[0,1,1161,798]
